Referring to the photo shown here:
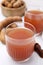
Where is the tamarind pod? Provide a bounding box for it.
[0,28,5,44]
[11,0,16,4]
[7,3,12,8]
[13,0,22,8]
[0,23,17,44]
[34,43,43,58]
[1,0,5,5]
[0,23,3,31]
[8,0,15,8]
[10,23,17,28]
[13,16,22,21]
[21,0,24,5]
[0,16,22,31]
[7,0,12,2]
[2,0,9,7]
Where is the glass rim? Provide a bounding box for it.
[5,22,36,41]
[25,10,43,16]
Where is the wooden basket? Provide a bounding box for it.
[1,2,26,17]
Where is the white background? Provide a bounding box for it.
[0,0,43,65]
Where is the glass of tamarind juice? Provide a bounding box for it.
[24,10,43,33]
[5,22,36,62]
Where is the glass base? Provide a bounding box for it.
[8,54,31,63]
[15,57,30,63]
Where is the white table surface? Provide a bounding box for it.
[0,0,43,65]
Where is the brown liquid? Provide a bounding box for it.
[24,11,43,33]
[6,28,35,61]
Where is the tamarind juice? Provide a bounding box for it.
[5,28,35,61]
[24,11,43,33]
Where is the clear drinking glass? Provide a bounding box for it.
[24,0,43,37]
[5,22,36,62]
[24,11,43,33]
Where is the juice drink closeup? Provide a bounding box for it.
[24,10,43,33]
[5,22,36,62]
